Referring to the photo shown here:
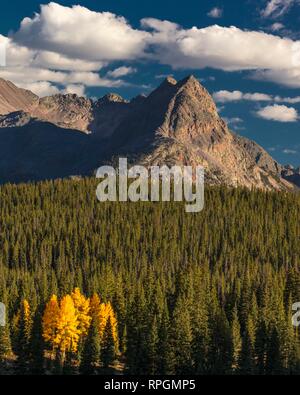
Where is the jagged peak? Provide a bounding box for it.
[158,76,178,89]
[179,75,198,84]
[165,76,178,85]
[98,93,128,104]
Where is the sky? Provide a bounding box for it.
[0,0,300,166]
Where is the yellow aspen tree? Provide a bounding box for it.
[42,295,60,350]
[71,288,91,338]
[88,294,119,352]
[90,293,101,317]
[54,295,80,358]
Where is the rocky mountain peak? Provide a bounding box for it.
[0,76,297,191]
[0,79,38,115]
[98,93,128,105]
[162,76,178,86]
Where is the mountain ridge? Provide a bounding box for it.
[0,76,297,190]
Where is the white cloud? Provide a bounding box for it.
[283,148,297,154]
[274,95,300,103]
[207,7,223,18]
[0,66,125,88]
[32,51,104,71]
[107,66,137,78]
[141,20,300,73]
[14,3,149,62]
[63,84,86,97]
[1,3,300,93]
[256,104,298,122]
[253,69,300,88]
[223,117,243,124]
[16,81,86,98]
[261,0,296,18]
[270,22,285,31]
[213,90,243,102]
[0,33,126,95]
[19,81,60,97]
[214,90,300,103]
[213,90,273,102]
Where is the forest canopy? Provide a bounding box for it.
[0,178,299,375]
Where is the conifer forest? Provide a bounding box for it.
[0,178,299,375]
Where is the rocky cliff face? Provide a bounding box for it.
[111,76,292,191]
[0,76,297,190]
[0,79,38,115]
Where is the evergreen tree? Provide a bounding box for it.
[15,300,32,374]
[30,307,45,374]
[231,306,242,373]
[80,317,100,375]
[101,317,116,369]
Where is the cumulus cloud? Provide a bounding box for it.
[0,34,127,95]
[207,7,223,18]
[141,20,300,74]
[256,104,298,122]
[14,2,149,62]
[1,2,300,93]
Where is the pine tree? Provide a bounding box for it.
[80,317,100,375]
[146,316,159,374]
[171,296,193,375]
[255,319,267,375]
[231,306,242,373]
[30,307,45,374]
[266,327,282,375]
[101,317,116,369]
[239,316,256,375]
[15,300,32,374]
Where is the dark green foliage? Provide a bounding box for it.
[29,308,45,374]
[0,178,299,375]
[80,317,100,375]
[101,318,116,368]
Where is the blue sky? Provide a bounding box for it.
[0,0,300,166]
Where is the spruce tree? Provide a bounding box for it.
[30,308,45,374]
[15,300,32,374]
[80,317,100,375]
[101,317,116,369]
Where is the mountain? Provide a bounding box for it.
[0,78,38,115]
[0,76,297,190]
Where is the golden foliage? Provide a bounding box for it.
[43,290,119,355]
[42,295,60,346]
[54,295,80,354]
[71,288,91,337]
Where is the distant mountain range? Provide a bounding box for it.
[0,76,299,189]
